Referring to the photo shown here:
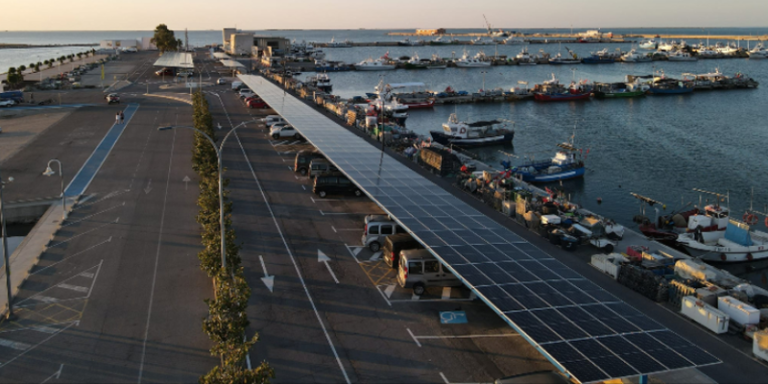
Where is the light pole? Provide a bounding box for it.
[43,159,65,220]
[0,171,15,320]
[158,119,256,272]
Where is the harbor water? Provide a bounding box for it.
[3,29,768,287]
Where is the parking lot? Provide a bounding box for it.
[201,75,557,383]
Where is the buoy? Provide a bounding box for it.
[662,204,667,210]
[597,197,602,204]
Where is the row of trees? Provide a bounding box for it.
[4,48,97,88]
[190,91,273,383]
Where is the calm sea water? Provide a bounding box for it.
[3,29,767,285]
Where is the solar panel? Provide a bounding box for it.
[239,75,721,383]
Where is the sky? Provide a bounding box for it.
[4,0,768,30]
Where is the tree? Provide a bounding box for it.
[77,52,82,60]
[67,54,74,63]
[36,62,42,72]
[150,24,180,53]
[6,67,23,88]
[18,65,26,74]
[29,63,35,71]
[91,48,96,56]
[58,56,65,66]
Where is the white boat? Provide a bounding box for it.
[749,43,768,59]
[470,37,495,45]
[429,113,514,147]
[667,50,697,62]
[356,54,396,71]
[638,39,658,50]
[696,47,720,58]
[677,218,768,263]
[454,51,492,67]
[548,52,581,65]
[327,37,352,48]
[515,47,537,66]
[621,49,652,62]
[398,38,423,46]
[715,42,739,55]
[313,73,332,92]
[503,36,525,45]
[658,41,678,52]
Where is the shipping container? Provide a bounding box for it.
[681,296,729,334]
[717,296,760,326]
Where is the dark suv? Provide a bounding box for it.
[313,175,362,198]
[294,150,324,176]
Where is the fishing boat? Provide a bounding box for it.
[630,192,728,245]
[621,49,652,62]
[503,36,525,45]
[629,73,695,94]
[592,81,647,98]
[638,39,658,50]
[429,113,514,147]
[677,217,768,263]
[454,50,492,68]
[510,139,586,183]
[356,53,396,71]
[748,43,768,59]
[549,52,581,65]
[398,98,435,109]
[667,50,697,62]
[581,48,617,64]
[426,55,448,69]
[309,73,333,93]
[314,60,352,72]
[505,81,534,101]
[403,54,429,69]
[515,47,537,66]
[533,74,591,102]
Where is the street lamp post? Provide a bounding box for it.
[158,119,255,272]
[0,171,15,320]
[43,159,65,220]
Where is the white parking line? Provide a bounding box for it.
[57,284,89,293]
[439,372,449,384]
[406,328,422,347]
[369,252,382,262]
[301,185,306,190]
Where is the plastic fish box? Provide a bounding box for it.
[681,296,729,334]
[717,296,760,326]
[541,215,561,225]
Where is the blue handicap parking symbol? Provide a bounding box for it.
[440,311,467,324]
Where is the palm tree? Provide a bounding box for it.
[58,56,66,66]
[77,52,83,60]
[18,65,26,74]
[29,63,36,71]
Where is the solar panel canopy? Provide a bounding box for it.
[238,74,720,383]
[220,59,245,68]
[153,52,194,69]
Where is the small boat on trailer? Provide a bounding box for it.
[429,113,514,148]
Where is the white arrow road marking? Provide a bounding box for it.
[318,250,339,284]
[57,284,89,293]
[369,252,382,262]
[183,175,191,190]
[143,179,152,194]
[41,363,64,383]
[259,255,274,293]
[217,122,222,130]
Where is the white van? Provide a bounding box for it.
[361,214,405,252]
[397,249,462,296]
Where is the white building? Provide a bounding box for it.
[100,39,139,50]
[140,37,157,51]
[230,33,254,56]
[222,28,237,47]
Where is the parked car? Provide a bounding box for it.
[0,100,16,108]
[397,249,462,296]
[105,93,120,104]
[294,150,324,176]
[216,78,227,85]
[247,99,268,109]
[243,95,262,104]
[382,234,423,269]
[239,91,255,100]
[260,115,284,126]
[270,125,300,139]
[177,71,194,77]
[308,159,339,178]
[155,68,174,76]
[362,215,406,252]
[312,175,362,198]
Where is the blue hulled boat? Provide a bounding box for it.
[509,141,586,183]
